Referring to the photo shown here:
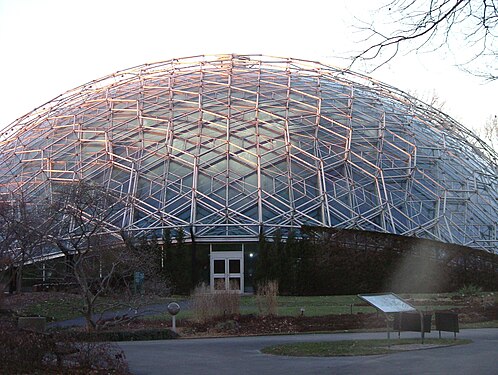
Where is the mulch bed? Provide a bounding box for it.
[3,292,497,338]
[117,312,388,337]
[116,304,498,337]
[192,312,388,336]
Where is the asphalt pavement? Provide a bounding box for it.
[118,328,498,375]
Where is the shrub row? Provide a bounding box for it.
[70,327,179,342]
[0,320,130,373]
[255,227,498,295]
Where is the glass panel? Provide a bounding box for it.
[214,278,226,290]
[229,278,240,291]
[213,260,225,274]
[229,259,240,273]
[212,244,242,251]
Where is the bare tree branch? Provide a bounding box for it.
[351,0,498,80]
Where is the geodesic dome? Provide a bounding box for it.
[0,54,496,253]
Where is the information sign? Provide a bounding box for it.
[358,293,416,313]
[358,293,426,344]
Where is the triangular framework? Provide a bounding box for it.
[0,54,496,253]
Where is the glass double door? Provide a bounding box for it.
[210,251,244,293]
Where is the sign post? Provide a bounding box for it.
[358,293,423,345]
[133,271,144,295]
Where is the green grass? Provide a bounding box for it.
[22,295,83,321]
[143,293,475,321]
[240,294,468,316]
[261,338,472,357]
[18,294,178,322]
[278,295,375,315]
[239,295,377,316]
[460,320,498,329]
[16,291,496,324]
[143,309,193,321]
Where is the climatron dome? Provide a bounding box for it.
[0,54,497,253]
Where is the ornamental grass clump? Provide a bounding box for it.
[256,280,279,316]
[190,282,240,323]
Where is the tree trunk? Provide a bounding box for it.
[15,264,23,293]
[8,266,16,294]
[190,229,197,287]
[83,297,96,332]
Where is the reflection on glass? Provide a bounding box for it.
[214,278,225,290]
[229,278,240,290]
[214,260,225,274]
[229,259,240,273]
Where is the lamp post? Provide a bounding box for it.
[167,302,181,333]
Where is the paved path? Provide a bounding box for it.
[119,329,498,375]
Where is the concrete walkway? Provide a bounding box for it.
[119,328,498,375]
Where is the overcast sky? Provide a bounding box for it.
[1,0,496,143]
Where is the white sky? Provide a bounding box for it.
[0,0,496,140]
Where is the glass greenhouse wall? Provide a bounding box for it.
[0,54,496,253]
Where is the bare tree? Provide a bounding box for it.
[407,89,446,110]
[0,181,168,330]
[352,0,498,80]
[0,194,49,293]
[473,114,498,149]
[0,198,16,291]
[43,181,162,331]
[484,114,498,148]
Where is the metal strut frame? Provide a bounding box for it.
[0,54,496,252]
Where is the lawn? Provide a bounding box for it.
[241,295,378,316]
[21,293,84,321]
[240,294,468,316]
[7,292,177,322]
[8,291,496,327]
[145,292,472,322]
[459,320,498,329]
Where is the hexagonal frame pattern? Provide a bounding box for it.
[0,54,496,253]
